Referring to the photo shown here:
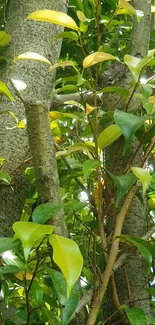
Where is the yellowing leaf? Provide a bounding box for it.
[83,52,119,68]
[148,198,155,209]
[77,11,88,23]
[49,234,83,298]
[26,10,79,31]
[85,103,96,115]
[50,120,59,129]
[148,96,155,104]
[0,81,15,101]
[15,272,33,281]
[131,167,152,194]
[98,124,122,149]
[118,0,136,15]
[13,52,51,65]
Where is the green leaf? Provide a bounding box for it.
[61,284,79,325]
[0,31,11,46]
[124,52,155,82]
[26,10,79,31]
[99,86,130,100]
[0,265,21,274]
[2,251,25,270]
[31,281,43,305]
[108,172,137,207]
[98,124,122,149]
[13,222,53,261]
[131,167,152,194]
[48,269,79,325]
[49,234,83,297]
[0,238,20,254]
[32,202,63,224]
[125,307,147,325]
[43,308,61,325]
[0,170,11,184]
[54,31,79,42]
[126,236,152,266]
[1,281,9,305]
[0,81,14,101]
[82,159,101,180]
[114,110,149,154]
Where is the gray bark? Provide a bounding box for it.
[0,0,66,236]
[103,0,152,322]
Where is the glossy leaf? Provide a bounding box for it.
[118,0,136,15]
[1,281,9,305]
[13,52,51,65]
[125,307,147,325]
[124,52,155,82]
[108,172,136,206]
[131,167,152,194]
[2,251,25,270]
[98,124,122,149]
[82,159,101,180]
[26,10,79,31]
[114,110,149,154]
[32,202,63,224]
[49,234,83,297]
[0,81,15,101]
[49,60,76,72]
[83,52,119,68]
[0,31,11,46]
[13,222,53,261]
[0,170,11,184]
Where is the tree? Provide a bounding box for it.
[0,0,155,325]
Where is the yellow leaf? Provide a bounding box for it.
[50,120,58,129]
[148,96,155,104]
[118,0,136,14]
[85,103,96,115]
[14,52,51,65]
[26,10,79,31]
[83,52,119,68]
[17,120,26,128]
[54,136,61,144]
[15,272,33,281]
[151,6,155,13]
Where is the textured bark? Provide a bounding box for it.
[104,1,152,322]
[0,0,66,236]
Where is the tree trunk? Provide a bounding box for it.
[104,0,152,322]
[0,0,67,237]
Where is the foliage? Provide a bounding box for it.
[0,0,155,324]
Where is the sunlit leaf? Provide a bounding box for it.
[2,251,25,270]
[13,52,51,65]
[98,124,122,149]
[26,10,79,31]
[151,6,155,13]
[0,31,11,46]
[0,170,11,184]
[83,52,119,68]
[13,222,53,261]
[49,234,83,297]
[124,52,155,82]
[114,110,150,154]
[0,81,15,101]
[82,159,101,180]
[148,197,155,209]
[32,202,63,224]
[49,61,76,72]
[77,11,90,22]
[118,0,136,15]
[17,120,26,128]
[125,307,147,325]
[85,103,96,115]
[54,31,79,42]
[131,167,152,194]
